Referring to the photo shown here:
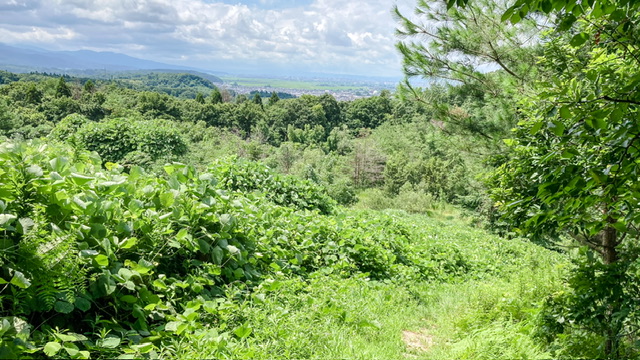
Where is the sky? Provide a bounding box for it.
[0,0,415,77]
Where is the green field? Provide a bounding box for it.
[220,75,373,91]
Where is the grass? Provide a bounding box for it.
[179,212,569,359]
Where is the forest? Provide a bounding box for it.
[1,0,640,358]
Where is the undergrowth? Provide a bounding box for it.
[0,140,569,359]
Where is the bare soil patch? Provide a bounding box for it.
[402,329,434,352]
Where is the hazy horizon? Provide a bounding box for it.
[0,0,414,78]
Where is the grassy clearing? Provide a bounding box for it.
[180,211,568,359]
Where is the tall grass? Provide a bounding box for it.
[179,213,568,359]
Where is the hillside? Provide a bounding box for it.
[0,68,635,358]
[0,140,566,359]
[0,70,222,99]
[2,0,640,356]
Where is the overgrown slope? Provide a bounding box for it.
[0,140,565,359]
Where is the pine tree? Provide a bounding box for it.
[268,91,280,106]
[55,77,72,98]
[210,88,223,104]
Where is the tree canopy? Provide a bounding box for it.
[398,0,640,356]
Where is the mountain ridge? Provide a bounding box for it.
[0,43,211,74]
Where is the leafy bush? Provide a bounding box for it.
[73,118,187,165]
[38,96,81,123]
[533,254,640,359]
[0,140,564,359]
[0,141,272,358]
[208,157,336,215]
[0,141,398,358]
[49,113,89,141]
[355,187,438,214]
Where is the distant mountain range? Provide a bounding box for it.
[0,43,222,76]
[0,43,402,83]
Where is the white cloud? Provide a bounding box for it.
[0,26,77,42]
[0,0,412,76]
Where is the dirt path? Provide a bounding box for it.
[402,328,435,354]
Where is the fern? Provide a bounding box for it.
[7,205,86,314]
[32,281,57,312]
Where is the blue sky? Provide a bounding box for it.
[0,0,413,77]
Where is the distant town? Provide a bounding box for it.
[218,75,399,100]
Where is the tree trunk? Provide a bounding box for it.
[602,225,617,265]
[601,224,618,358]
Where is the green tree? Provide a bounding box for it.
[48,113,89,142]
[195,92,205,104]
[210,88,223,104]
[252,92,263,108]
[400,0,640,355]
[39,97,81,123]
[136,91,181,120]
[267,98,328,142]
[73,118,187,165]
[0,97,15,134]
[268,91,280,105]
[301,94,342,133]
[485,1,640,356]
[25,83,42,105]
[344,94,392,129]
[80,92,108,121]
[235,94,248,104]
[83,79,95,94]
[55,76,72,98]
[233,102,266,138]
[394,0,543,143]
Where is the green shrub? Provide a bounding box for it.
[0,140,566,359]
[49,113,89,141]
[355,187,437,214]
[208,157,336,215]
[73,118,187,165]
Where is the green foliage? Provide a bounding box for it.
[136,91,181,120]
[208,157,336,214]
[0,98,15,134]
[491,21,640,244]
[268,91,280,105]
[344,91,393,129]
[371,120,482,208]
[25,84,42,105]
[251,92,262,107]
[82,80,95,94]
[0,139,564,359]
[38,96,82,124]
[49,114,89,142]
[195,92,205,104]
[484,0,640,356]
[496,0,637,29]
[73,118,187,165]
[55,77,72,98]
[73,71,222,99]
[356,188,438,214]
[394,0,542,146]
[210,88,223,104]
[72,119,136,164]
[534,254,640,358]
[0,71,19,85]
[0,73,453,208]
[0,0,632,356]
